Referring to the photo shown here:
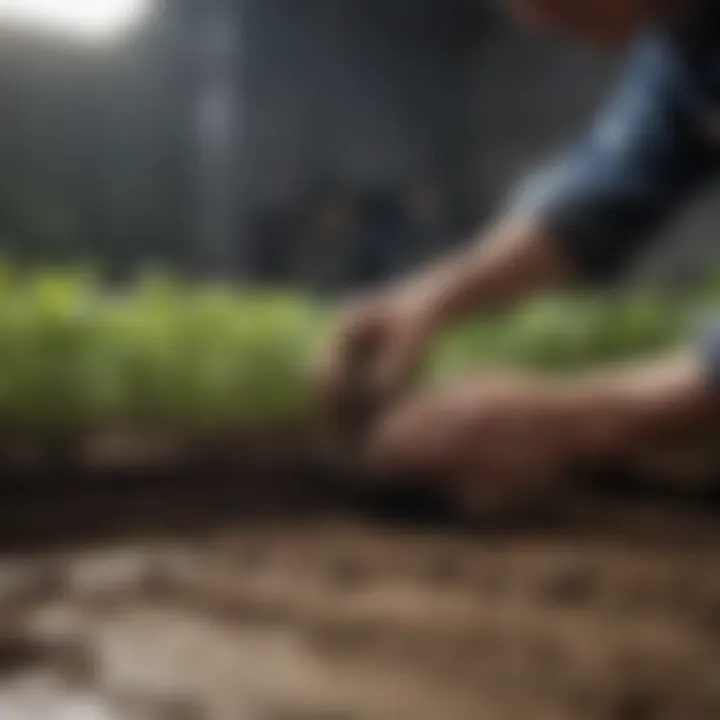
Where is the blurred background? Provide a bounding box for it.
[4,0,719,293]
[0,3,719,720]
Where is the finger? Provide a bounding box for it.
[454,459,544,518]
[456,437,567,517]
[314,306,380,411]
[371,320,429,402]
[312,350,343,415]
[364,398,450,476]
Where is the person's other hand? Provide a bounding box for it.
[365,352,717,514]
[364,373,589,515]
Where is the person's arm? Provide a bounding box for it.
[555,349,719,462]
[394,38,714,329]
[321,37,717,408]
[390,215,573,327]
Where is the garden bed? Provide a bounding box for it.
[0,483,718,720]
[0,270,717,717]
[0,443,717,720]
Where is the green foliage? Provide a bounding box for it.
[427,290,687,386]
[0,267,328,434]
[0,267,701,436]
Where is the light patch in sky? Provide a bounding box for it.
[0,0,152,41]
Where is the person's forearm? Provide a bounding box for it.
[395,215,575,327]
[561,351,720,461]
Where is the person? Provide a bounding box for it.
[316,0,720,512]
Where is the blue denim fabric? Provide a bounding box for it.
[511,0,720,281]
[509,1,720,387]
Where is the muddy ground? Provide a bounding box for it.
[0,465,718,720]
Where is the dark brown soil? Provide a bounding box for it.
[0,462,717,720]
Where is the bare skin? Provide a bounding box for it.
[316,0,716,505]
[317,217,572,406]
[365,352,716,511]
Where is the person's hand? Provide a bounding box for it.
[364,351,717,515]
[315,215,574,416]
[316,287,443,414]
[363,372,601,515]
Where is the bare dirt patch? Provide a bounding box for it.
[0,485,717,720]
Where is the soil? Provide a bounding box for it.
[0,466,717,720]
